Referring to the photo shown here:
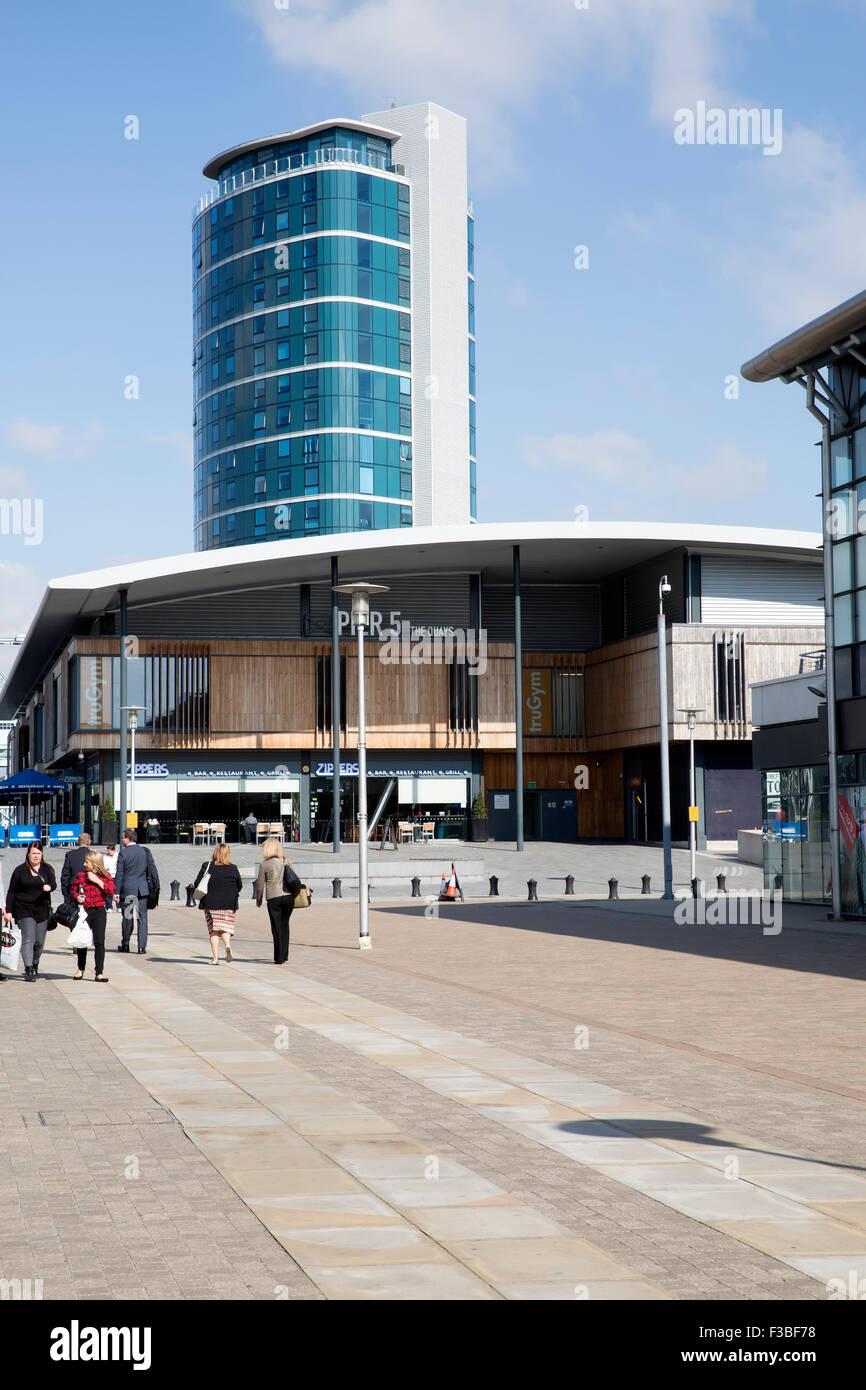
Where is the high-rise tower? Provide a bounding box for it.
[192,101,475,551]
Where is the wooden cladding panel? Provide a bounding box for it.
[209,654,316,733]
[343,652,451,739]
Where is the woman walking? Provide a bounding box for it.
[255,836,300,964]
[195,844,242,964]
[3,841,56,982]
[70,851,115,982]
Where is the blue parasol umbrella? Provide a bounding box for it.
[0,769,68,828]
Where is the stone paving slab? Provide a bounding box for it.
[57,957,658,1300]
[0,964,322,1301]
[168,937,866,1287]
[5,885,862,1302]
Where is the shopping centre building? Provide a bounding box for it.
[0,522,823,847]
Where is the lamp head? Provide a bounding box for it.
[332,582,390,630]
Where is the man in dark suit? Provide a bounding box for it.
[60,832,92,902]
[115,829,159,954]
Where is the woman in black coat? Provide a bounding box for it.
[193,843,242,965]
[3,841,57,981]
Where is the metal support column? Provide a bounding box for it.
[331,556,341,854]
[657,577,674,898]
[816,407,841,919]
[118,588,128,836]
[513,545,524,851]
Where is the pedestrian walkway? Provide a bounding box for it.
[1,894,863,1300]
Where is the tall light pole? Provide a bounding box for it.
[679,708,705,888]
[119,705,146,830]
[657,576,674,899]
[332,582,389,950]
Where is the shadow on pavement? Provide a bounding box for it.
[374,899,866,982]
[554,1118,866,1175]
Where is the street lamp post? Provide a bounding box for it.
[679,708,705,887]
[657,577,674,899]
[332,582,389,950]
[119,705,146,831]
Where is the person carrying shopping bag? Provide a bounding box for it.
[194,844,242,965]
[70,851,115,982]
[3,841,56,982]
[255,836,301,964]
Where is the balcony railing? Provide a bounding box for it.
[194,146,407,218]
[798,649,826,673]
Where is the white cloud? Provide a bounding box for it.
[521,430,767,506]
[0,563,45,637]
[5,419,64,454]
[234,0,752,179]
[0,466,33,495]
[146,431,193,464]
[5,418,105,459]
[506,283,530,309]
[722,123,866,332]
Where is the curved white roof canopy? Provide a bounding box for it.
[1,522,822,717]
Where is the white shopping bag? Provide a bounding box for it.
[67,914,94,950]
[0,921,22,973]
[0,863,21,971]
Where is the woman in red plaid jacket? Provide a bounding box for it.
[71,851,115,982]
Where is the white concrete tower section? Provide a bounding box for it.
[364,102,472,526]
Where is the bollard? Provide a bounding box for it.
[641,874,651,895]
[564,874,575,896]
[410,876,421,898]
[170,880,180,902]
[716,873,727,894]
[185,884,195,907]
[608,877,619,900]
[489,875,499,896]
[691,877,702,899]
[332,877,342,899]
[251,879,257,899]
[527,879,538,901]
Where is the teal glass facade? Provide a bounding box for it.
[193,128,414,550]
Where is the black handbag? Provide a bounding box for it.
[145,849,160,910]
[40,871,59,929]
[55,899,81,929]
[283,863,302,896]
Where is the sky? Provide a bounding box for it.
[1,0,865,635]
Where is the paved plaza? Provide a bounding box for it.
[1,846,865,1301]
[119,838,765,902]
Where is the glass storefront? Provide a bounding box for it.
[762,765,830,904]
[309,769,470,843]
[835,753,866,915]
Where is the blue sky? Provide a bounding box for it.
[1,0,864,632]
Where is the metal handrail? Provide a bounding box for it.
[194,146,407,219]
